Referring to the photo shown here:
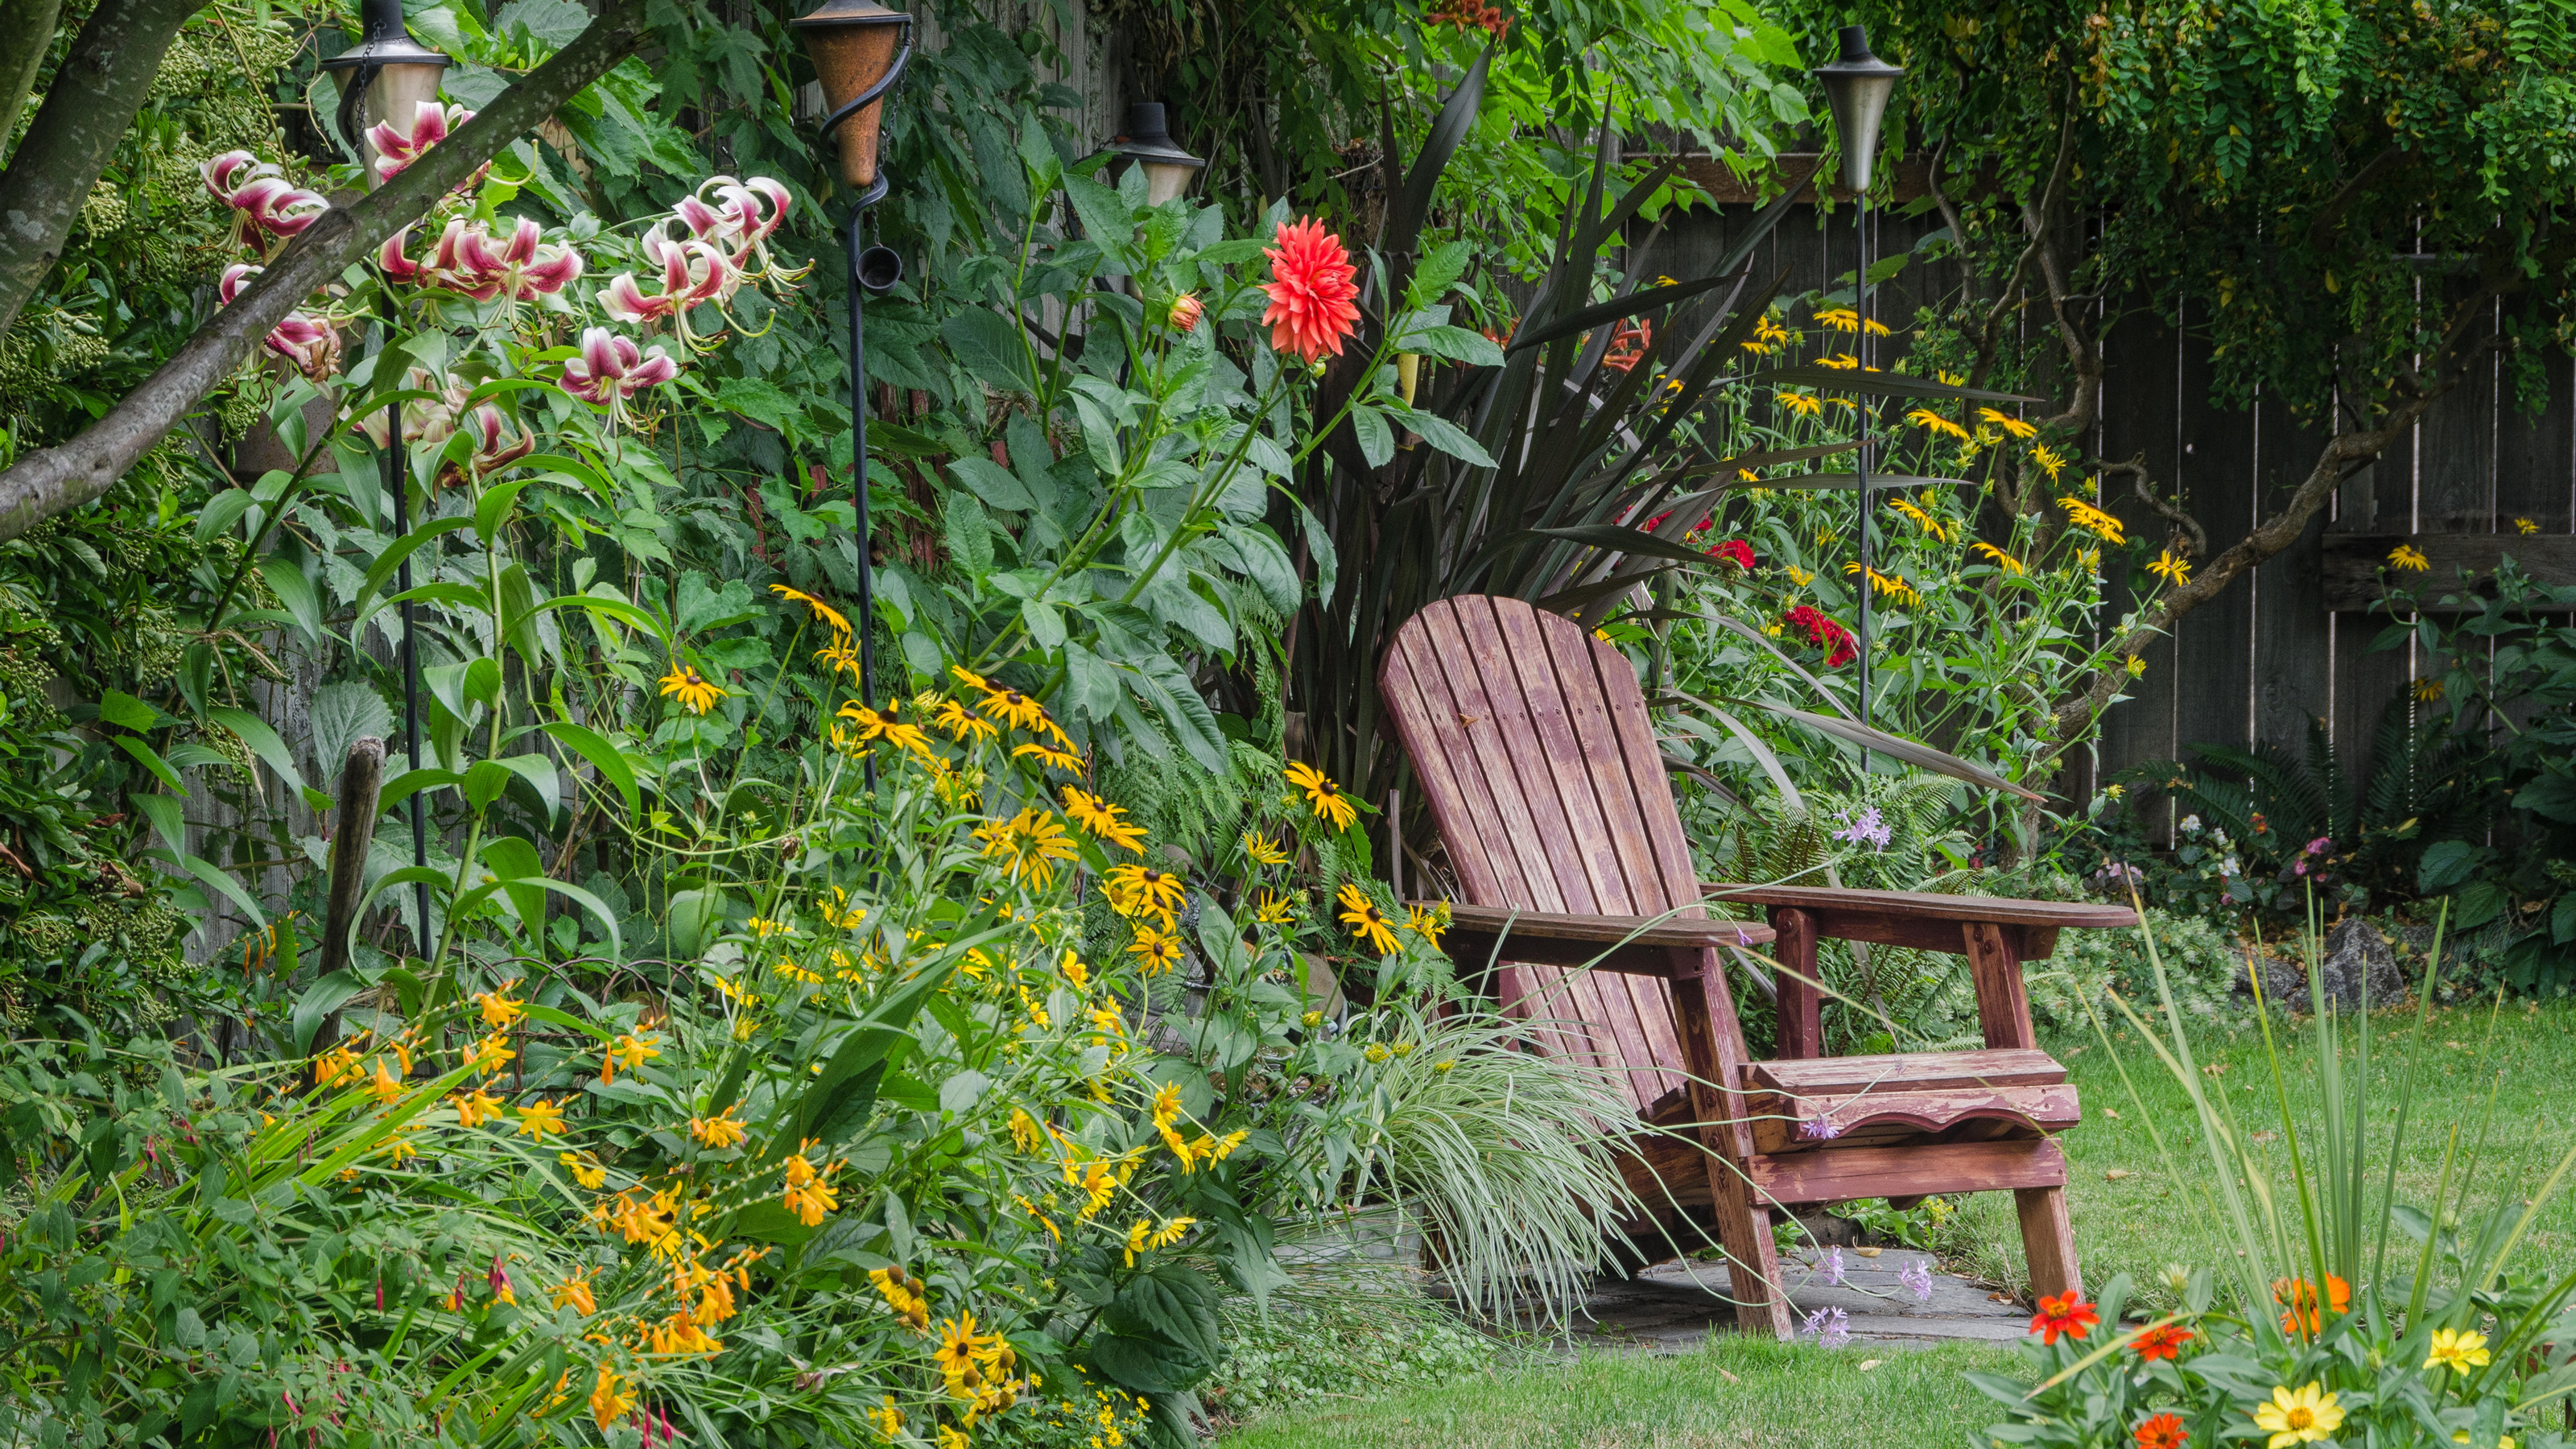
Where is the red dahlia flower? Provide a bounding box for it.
[1707,539,1757,569]
[1261,217,1361,361]
[1781,605,1856,668]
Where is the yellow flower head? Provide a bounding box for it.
[1013,741,1084,774]
[2252,1381,2343,1447]
[1845,561,1922,608]
[2514,517,2539,535]
[659,663,727,715]
[1125,926,1183,977]
[2146,547,2192,585]
[1976,407,2037,440]
[1336,882,1400,956]
[689,1107,749,1150]
[1253,890,1298,927]
[958,667,1049,732]
[1404,902,1448,949]
[556,1149,609,1188]
[972,807,1078,890]
[2058,496,2126,543]
[452,1088,504,1129]
[1284,761,1358,832]
[463,1032,514,1076]
[1971,542,2025,576]
[475,982,526,1028]
[599,1030,661,1085]
[1777,389,1823,419]
[2388,543,2431,572]
[933,696,999,744]
[837,698,934,758]
[1063,787,1146,854]
[1241,831,1290,867]
[769,584,851,634]
[514,1097,568,1140]
[588,1364,636,1431]
[1905,407,1973,443]
[2425,1327,2491,1375]
[2411,676,2445,702]
[1104,864,1187,926]
[2029,443,2068,480]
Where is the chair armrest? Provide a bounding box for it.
[1418,902,1776,978]
[1699,882,2134,960]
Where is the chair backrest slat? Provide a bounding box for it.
[1381,595,1735,1112]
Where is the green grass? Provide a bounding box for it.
[1215,1000,2576,1447]
[1215,1337,2017,1448]
[1952,993,2576,1307]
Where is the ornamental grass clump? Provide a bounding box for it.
[1971,904,2576,1449]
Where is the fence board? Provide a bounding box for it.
[2252,399,2334,753]
[2174,311,2256,760]
[2095,307,2182,816]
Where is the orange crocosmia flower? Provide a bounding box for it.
[2130,1323,2194,1361]
[2028,1290,2099,1344]
[2132,1411,2189,1449]
[1260,217,1361,361]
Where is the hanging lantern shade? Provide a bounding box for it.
[1104,102,1206,206]
[791,0,913,188]
[318,0,451,188]
[1812,24,1903,195]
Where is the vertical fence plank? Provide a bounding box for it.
[2095,305,2182,819]
[2496,350,2573,535]
[2174,316,2256,763]
[2252,399,2335,755]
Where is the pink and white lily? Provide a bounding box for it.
[366,103,489,189]
[200,150,328,249]
[218,263,341,382]
[560,326,679,422]
[595,236,737,342]
[671,175,807,287]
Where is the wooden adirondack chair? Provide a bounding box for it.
[1377,594,2136,1337]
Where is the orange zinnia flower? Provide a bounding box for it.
[1261,217,1360,361]
[2273,1274,2350,1335]
[2028,1290,2099,1344]
[2132,1411,2189,1449]
[2131,1323,2194,1361]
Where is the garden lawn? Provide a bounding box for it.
[1954,993,2576,1302]
[1217,998,2576,1447]
[1214,1336,2018,1449]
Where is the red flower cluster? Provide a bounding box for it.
[1782,605,1856,668]
[1261,217,1362,361]
[2028,1290,2099,1345]
[1426,0,1511,37]
[1706,539,1757,570]
[1600,317,1653,373]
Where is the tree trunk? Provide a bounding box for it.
[0,0,649,542]
[0,0,64,161]
[0,0,208,341]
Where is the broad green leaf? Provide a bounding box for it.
[542,721,640,815]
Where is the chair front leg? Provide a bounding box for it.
[1768,906,1823,1059]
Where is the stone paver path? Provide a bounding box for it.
[1558,1249,2028,1353]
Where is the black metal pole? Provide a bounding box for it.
[846,202,877,794]
[1855,191,1872,743]
[378,312,432,953]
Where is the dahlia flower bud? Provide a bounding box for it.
[1168,293,1203,332]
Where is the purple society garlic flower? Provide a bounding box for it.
[1802,1306,1852,1348]
[1820,1246,1845,1286]
[1833,806,1893,852]
[1798,1110,1841,1141]
[1900,1259,1934,1302]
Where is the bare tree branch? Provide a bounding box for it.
[0,0,209,341]
[0,0,648,543]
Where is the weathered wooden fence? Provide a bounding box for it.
[1660,180,2576,816]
